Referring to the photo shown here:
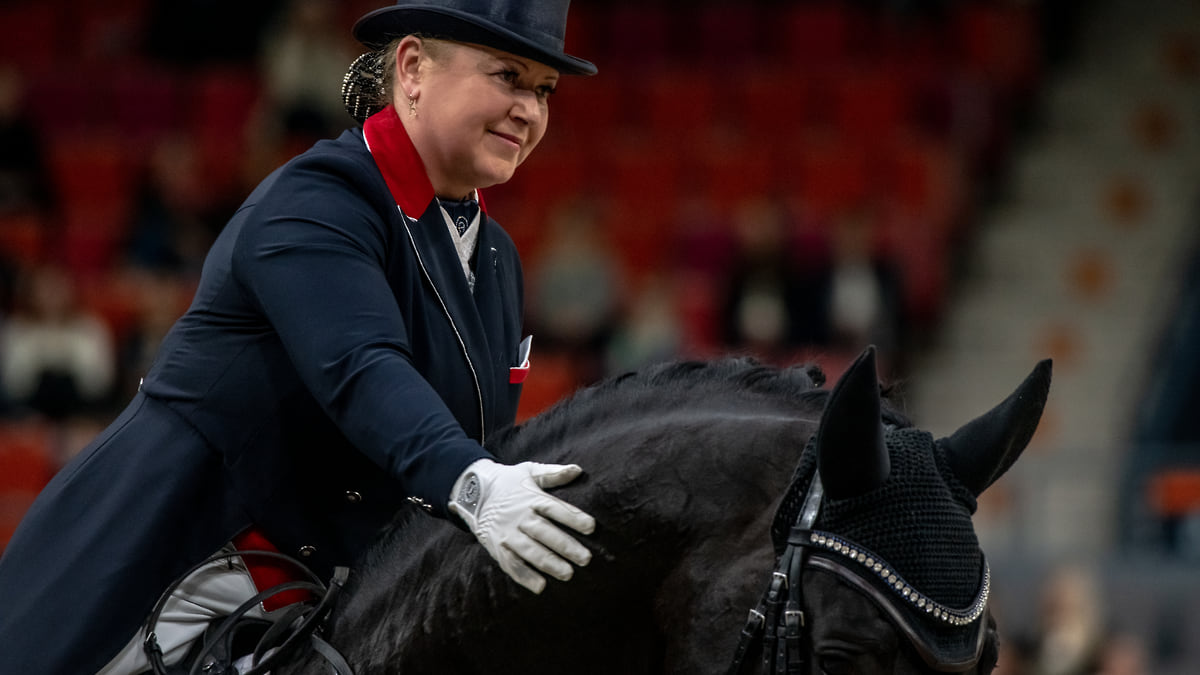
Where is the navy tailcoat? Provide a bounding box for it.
[0,110,525,674]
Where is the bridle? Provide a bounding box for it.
[727,473,992,674]
[142,550,355,675]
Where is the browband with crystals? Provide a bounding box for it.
[798,530,990,627]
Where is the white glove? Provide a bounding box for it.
[448,459,596,594]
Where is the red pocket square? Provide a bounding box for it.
[510,361,530,384]
[511,335,532,384]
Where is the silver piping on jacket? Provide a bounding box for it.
[398,208,486,445]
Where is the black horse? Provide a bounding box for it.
[280,346,1050,674]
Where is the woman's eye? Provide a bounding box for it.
[496,69,519,84]
[535,85,556,100]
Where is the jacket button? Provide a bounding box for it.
[344,490,363,504]
[298,545,316,558]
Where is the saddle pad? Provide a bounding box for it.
[231,528,314,612]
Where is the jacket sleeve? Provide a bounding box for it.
[229,152,491,518]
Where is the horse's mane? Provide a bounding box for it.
[486,357,833,461]
[490,357,912,460]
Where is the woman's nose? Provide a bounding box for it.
[510,90,543,126]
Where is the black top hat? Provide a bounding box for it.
[353,0,597,76]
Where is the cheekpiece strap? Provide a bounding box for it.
[726,475,824,675]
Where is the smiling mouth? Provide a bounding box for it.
[489,131,522,149]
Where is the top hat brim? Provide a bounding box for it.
[353,6,597,76]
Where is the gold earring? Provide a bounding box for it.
[407,94,417,117]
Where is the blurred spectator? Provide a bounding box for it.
[1096,633,1150,675]
[123,134,221,279]
[605,276,683,374]
[670,191,738,282]
[116,269,189,402]
[720,196,828,360]
[826,200,906,356]
[0,265,115,421]
[258,0,356,152]
[527,197,624,384]
[1029,565,1106,675]
[0,64,55,220]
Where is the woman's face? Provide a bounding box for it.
[402,40,559,199]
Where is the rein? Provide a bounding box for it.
[142,550,354,675]
[727,476,824,674]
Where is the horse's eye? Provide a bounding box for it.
[818,655,854,675]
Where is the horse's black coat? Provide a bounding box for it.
[281,353,1047,675]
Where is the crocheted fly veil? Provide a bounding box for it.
[771,348,1052,669]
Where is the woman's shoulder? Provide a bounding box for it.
[255,130,390,213]
[285,129,379,183]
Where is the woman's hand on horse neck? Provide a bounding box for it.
[448,459,596,593]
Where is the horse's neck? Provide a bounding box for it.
[314,391,821,672]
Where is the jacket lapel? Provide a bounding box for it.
[364,106,499,438]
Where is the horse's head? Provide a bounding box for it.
[770,347,1051,674]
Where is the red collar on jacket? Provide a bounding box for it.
[362,105,488,217]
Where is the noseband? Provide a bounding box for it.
[727,473,991,674]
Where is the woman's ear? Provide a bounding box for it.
[393,36,424,104]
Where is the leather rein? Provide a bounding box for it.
[142,550,354,675]
[727,475,826,674]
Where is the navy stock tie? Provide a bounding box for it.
[440,197,479,237]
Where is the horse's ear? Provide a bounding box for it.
[942,359,1052,497]
[816,346,890,500]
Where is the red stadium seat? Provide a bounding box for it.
[693,139,778,212]
[601,134,685,208]
[771,3,867,67]
[0,4,60,74]
[188,68,262,143]
[563,1,604,69]
[604,193,674,281]
[952,3,1042,101]
[738,69,825,137]
[60,202,130,277]
[1149,470,1200,517]
[25,74,112,135]
[690,3,765,68]
[785,136,874,222]
[604,4,675,69]
[880,136,967,235]
[550,71,629,143]
[110,65,184,144]
[0,214,47,263]
[0,491,40,555]
[0,423,56,493]
[832,65,918,143]
[47,134,136,213]
[637,68,721,141]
